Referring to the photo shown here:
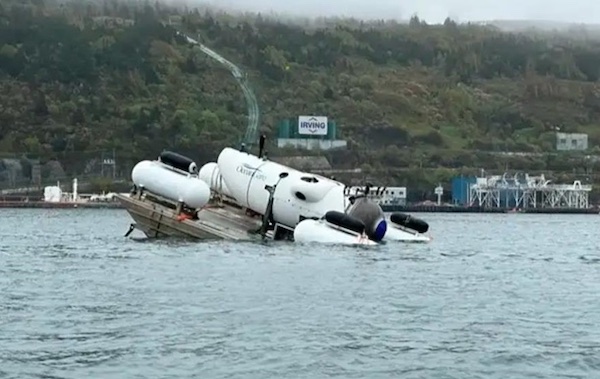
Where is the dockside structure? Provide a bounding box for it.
[452,172,592,209]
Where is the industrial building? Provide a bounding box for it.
[347,186,407,206]
[452,172,592,209]
[451,176,477,206]
[276,116,347,150]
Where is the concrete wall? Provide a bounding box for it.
[277,138,347,150]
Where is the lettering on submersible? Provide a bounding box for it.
[236,163,267,181]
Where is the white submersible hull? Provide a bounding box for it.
[194,147,433,246]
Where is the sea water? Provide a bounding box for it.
[0,209,599,378]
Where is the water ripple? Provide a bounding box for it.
[0,209,599,378]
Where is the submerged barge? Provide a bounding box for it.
[116,188,264,241]
[118,143,432,245]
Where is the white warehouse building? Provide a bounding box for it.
[347,186,407,206]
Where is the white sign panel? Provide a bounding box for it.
[298,115,328,136]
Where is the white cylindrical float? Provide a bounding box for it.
[383,213,431,243]
[217,147,348,227]
[198,162,234,199]
[383,225,431,243]
[293,219,377,246]
[131,160,210,209]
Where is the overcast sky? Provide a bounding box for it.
[193,0,600,24]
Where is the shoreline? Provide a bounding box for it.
[0,201,598,214]
[0,201,123,209]
[381,205,600,214]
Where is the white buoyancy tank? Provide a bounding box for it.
[293,219,377,246]
[384,224,431,243]
[131,160,211,209]
[198,162,234,199]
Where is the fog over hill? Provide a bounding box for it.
[165,0,600,25]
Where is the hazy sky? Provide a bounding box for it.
[195,0,600,24]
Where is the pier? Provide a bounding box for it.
[440,172,598,214]
[468,173,592,209]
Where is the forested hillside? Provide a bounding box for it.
[1,0,599,193]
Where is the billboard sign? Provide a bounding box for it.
[298,116,328,136]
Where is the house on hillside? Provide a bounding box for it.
[556,132,588,151]
[92,16,134,28]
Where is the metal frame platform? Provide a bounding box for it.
[468,172,592,209]
[115,193,263,241]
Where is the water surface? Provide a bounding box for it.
[1,209,599,378]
